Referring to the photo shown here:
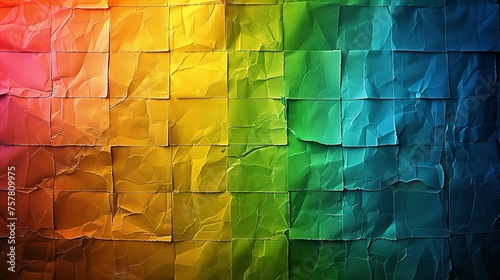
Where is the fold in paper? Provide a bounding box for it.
[448,52,497,98]
[0,95,51,145]
[172,145,227,193]
[283,2,339,50]
[0,52,51,97]
[51,98,109,146]
[112,146,172,192]
[0,2,51,52]
[228,99,286,145]
[109,98,169,146]
[228,51,283,99]
[288,100,341,145]
[226,4,283,51]
[169,98,227,145]
[231,193,288,239]
[397,145,444,189]
[170,52,226,98]
[170,4,225,51]
[109,52,169,98]
[110,6,169,51]
[228,145,286,192]
[287,133,343,191]
[51,7,110,52]
[53,146,112,191]
[285,50,340,99]
[173,192,231,241]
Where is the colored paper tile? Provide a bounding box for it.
[228,99,287,145]
[110,7,168,52]
[448,52,497,98]
[283,2,339,50]
[288,100,341,145]
[170,4,225,51]
[398,145,444,190]
[0,238,56,279]
[394,189,448,238]
[228,145,286,192]
[342,99,397,147]
[289,240,345,280]
[391,0,445,5]
[115,241,174,280]
[391,6,445,52]
[0,52,51,97]
[0,96,51,145]
[109,52,169,99]
[446,142,500,233]
[170,52,226,98]
[54,191,112,239]
[53,146,112,191]
[226,4,283,51]
[112,193,172,241]
[449,233,500,280]
[232,240,288,280]
[175,241,230,280]
[393,52,449,99]
[289,191,343,240]
[231,193,288,239]
[173,192,231,241]
[51,7,110,52]
[51,52,108,97]
[346,239,450,280]
[112,147,172,192]
[337,6,391,50]
[343,189,396,240]
[172,146,227,193]
[109,0,168,6]
[228,51,283,99]
[55,239,114,280]
[340,50,393,99]
[343,146,398,190]
[0,189,53,238]
[109,98,169,146]
[285,50,340,99]
[445,5,500,51]
[51,98,109,146]
[287,133,343,191]
[0,146,54,190]
[170,98,227,145]
[394,99,446,146]
[0,3,51,52]
[446,97,497,143]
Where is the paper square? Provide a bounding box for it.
[115,241,174,280]
[288,100,341,145]
[170,52,226,98]
[226,4,283,51]
[448,52,497,98]
[110,98,169,146]
[397,145,444,190]
[289,240,345,280]
[173,192,231,241]
[52,52,108,97]
[112,147,172,192]
[109,52,169,98]
[0,238,55,279]
[110,7,169,51]
[287,133,343,191]
[228,51,283,99]
[51,98,109,146]
[0,52,51,97]
[172,145,227,193]
[112,193,172,241]
[175,241,230,280]
[170,4,225,51]
[51,7,110,52]
[232,240,288,280]
[285,50,340,99]
[228,145,286,192]
[283,2,339,50]
[231,193,288,239]
[228,99,286,145]
[170,98,227,145]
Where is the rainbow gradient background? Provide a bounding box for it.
[1,0,500,279]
